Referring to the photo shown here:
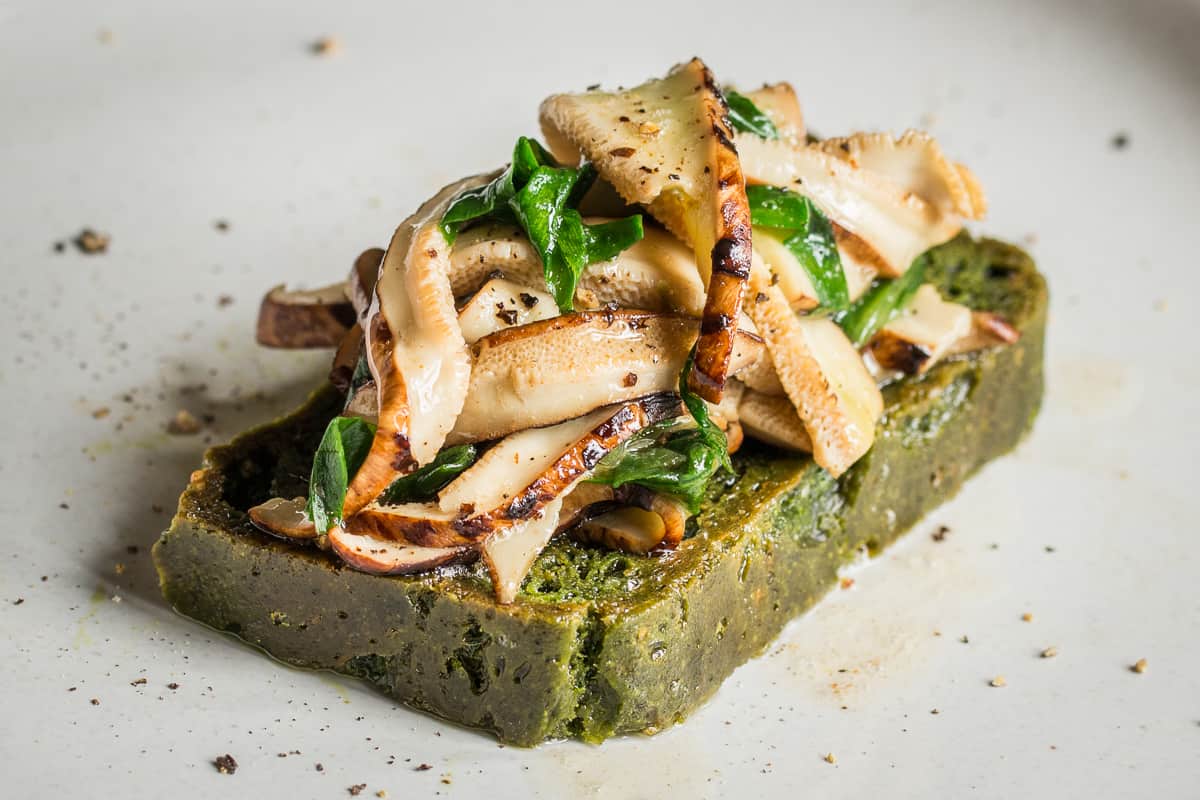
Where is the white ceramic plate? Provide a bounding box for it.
[2,0,1196,796]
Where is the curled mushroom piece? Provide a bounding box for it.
[449,223,706,314]
[573,506,667,555]
[480,497,565,604]
[327,527,473,575]
[540,58,752,403]
[347,393,684,548]
[343,173,493,517]
[256,282,356,348]
[248,497,317,541]
[946,310,1021,356]
[449,311,764,444]
[328,322,363,393]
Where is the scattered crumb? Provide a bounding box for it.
[376,792,387,798]
[167,409,202,435]
[1044,545,1056,553]
[960,635,970,644]
[90,698,100,706]
[1040,646,1058,659]
[1110,132,1130,150]
[311,37,340,56]
[53,241,67,253]
[167,682,180,690]
[1022,612,1033,622]
[73,228,111,254]
[97,28,113,44]
[13,598,24,605]
[989,676,1007,688]
[930,708,940,715]
[60,503,69,510]
[115,562,126,575]
[839,577,855,590]
[1022,232,1039,247]
[92,407,111,419]
[414,764,432,772]
[214,754,238,775]
[316,763,324,772]
[217,294,234,308]
[152,504,164,514]
[931,525,950,542]
[129,677,146,686]
[1131,658,1148,674]
[348,785,367,796]
[823,753,836,764]
[126,545,139,554]
[214,219,230,232]
[1153,298,1168,312]
[919,111,940,128]
[440,776,452,785]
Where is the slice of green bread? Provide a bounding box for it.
[153,234,1046,746]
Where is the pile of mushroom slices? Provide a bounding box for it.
[250,58,1020,604]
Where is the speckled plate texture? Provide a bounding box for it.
[1,1,1196,797]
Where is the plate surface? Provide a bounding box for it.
[1,0,1196,796]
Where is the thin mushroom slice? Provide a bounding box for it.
[350,394,683,548]
[738,388,814,453]
[450,223,705,314]
[480,497,564,604]
[328,322,364,393]
[343,173,493,517]
[739,82,806,144]
[449,311,763,444]
[456,276,557,345]
[248,497,317,540]
[867,284,973,375]
[737,134,965,277]
[328,527,472,575]
[256,282,356,348]
[540,58,752,402]
[744,258,882,475]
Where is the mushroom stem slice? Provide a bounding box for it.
[540,58,753,403]
[481,498,565,604]
[449,311,763,444]
[343,173,492,516]
[248,497,317,540]
[328,527,472,575]
[255,282,356,348]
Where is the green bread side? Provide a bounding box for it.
[153,235,1046,745]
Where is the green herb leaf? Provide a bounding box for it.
[307,416,377,534]
[588,349,730,513]
[725,90,780,140]
[747,185,849,310]
[378,444,478,505]
[838,254,929,346]
[439,137,643,311]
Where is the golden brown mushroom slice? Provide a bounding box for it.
[573,506,667,556]
[341,173,493,517]
[866,284,973,375]
[255,282,356,348]
[347,394,684,548]
[540,58,752,403]
[449,310,764,444]
[248,497,317,540]
[737,388,813,453]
